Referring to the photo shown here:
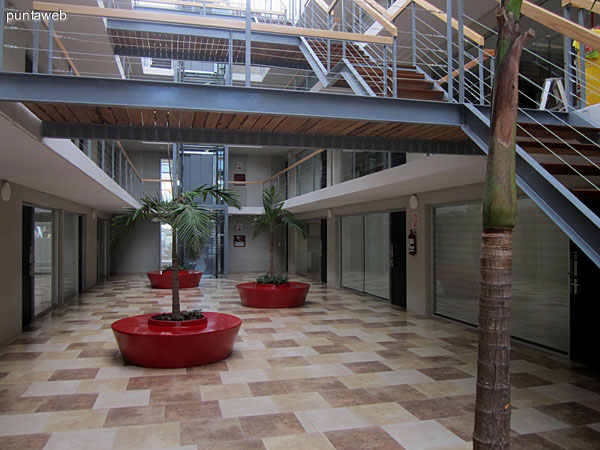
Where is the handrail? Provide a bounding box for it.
[562,0,600,14]
[328,0,340,15]
[41,19,80,76]
[502,0,600,50]
[413,0,484,45]
[437,49,495,84]
[355,0,397,36]
[390,0,412,21]
[136,0,286,16]
[307,0,330,14]
[227,148,326,186]
[33,2,394,44]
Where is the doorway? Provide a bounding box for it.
[22,206,56,325]
[390,211,407,308]
[570,199,600,366]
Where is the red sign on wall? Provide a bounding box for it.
[233,173,246,186]
[233,235,246,247]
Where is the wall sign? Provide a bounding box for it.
[233,235,246,247]
[233,173,246,186]
[236,161,243,171]
[236,222,243,232]
[412,212,419,228]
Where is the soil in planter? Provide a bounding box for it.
[151,310,204,321]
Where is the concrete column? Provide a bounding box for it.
[405,201,432,316]
[56,209,64,308]
[287,226,297,275]
[328,149,342,187]
[326,214,340,288]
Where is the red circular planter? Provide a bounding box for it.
[111,312,242,368]
[236,282,310,308]
[146,270,203,289]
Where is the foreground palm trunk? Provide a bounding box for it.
[473,1,533,448]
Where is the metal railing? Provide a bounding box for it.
[72,139,143,201]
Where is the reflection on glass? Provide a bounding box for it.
[34,208,54,316]
[63,212,79,299]
[434,199,569,352]
[185,211,224,277]
[364,213,390,299]
[341,215,365,292]
[296,219,321,280]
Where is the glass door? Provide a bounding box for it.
[33,208,56,316]
[64,212,80,299]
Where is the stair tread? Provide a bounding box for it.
[517,137,600,150]
[572,188,600,199]
[542,163,600,176]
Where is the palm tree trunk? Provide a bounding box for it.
[473,1,533,448]
[171,229,180,319]
[269,232,274,276]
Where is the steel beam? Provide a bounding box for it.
[42,121,480,155]
[106,19,301,47]
[0,73,465,126]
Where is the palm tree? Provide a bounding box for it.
[252,186,306,276]
[111,185,240,319]
[473,1,533,448]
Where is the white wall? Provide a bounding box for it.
[228,216,286,273]
[229,153,273,207]
[0,181,108,347]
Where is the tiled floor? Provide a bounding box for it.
[1,274,599,449]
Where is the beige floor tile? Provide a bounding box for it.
[511,387,558,408]
[76,378,130,393]
[510,407,570,434]
[0,412,50,436]
[22,380,81,397]
[300,407,372,432]
[220,395,278,418]
[200,383,252,401]
[43,427,118,450]
[271,392,330,412]
[93,389,151,409]
[383,419,465,450]
[113,423,180,449]
[346,402,418,425]
[220,369,268,384]
[263,432,335,450]
[42,409,108,432]
[226,359,271,370]
[95,366,147,380]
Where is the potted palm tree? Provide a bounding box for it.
[236,187,311,308]
[110,185,244,368]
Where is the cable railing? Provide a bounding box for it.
[71,139,144,201]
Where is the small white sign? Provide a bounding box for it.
[236,222,243,232]
[236,161,243,171]
[412,212,419,228]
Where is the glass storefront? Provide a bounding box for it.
[434,199,569,352]
[63,212,80,299]
[34,208,56,316]
[341,213,390,300]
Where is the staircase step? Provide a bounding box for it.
[517,137,600,156]
[572,189,600,199]
[354,66,424,79]
[395,88,444,100]
[542,163,600,176]
[518,123,599,140]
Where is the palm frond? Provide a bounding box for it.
[180,185,241,209]
[170,203,214,259]
[281,210,308,238]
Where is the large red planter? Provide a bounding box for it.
[146,270,203,289]
[236,282,310,308]
[111,312,242,368]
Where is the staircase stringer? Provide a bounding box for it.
[462,103,600,268]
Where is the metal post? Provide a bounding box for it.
[352,2,356,33]
[101,141,105,171]
[47,18,54,74]
[578,8,587,108]
[245,0,251,87]
[393,37,397,98]
[87,140,92,158]
[342,0,346,58]
[490,54,494,86]
[383,45,387,97]
[172,143,178,196]
[111,141,115,179]
[228,30,233,86]
[446,0,453,102]
[311,0,314,28]
[457,0,464,103]
[563,6,573,111]
[125,161,128,191]
[478,46,484,105]
[119,149,122,186]
[411,1,416,67]
[0,0,4,72]
[33,21,39,73]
